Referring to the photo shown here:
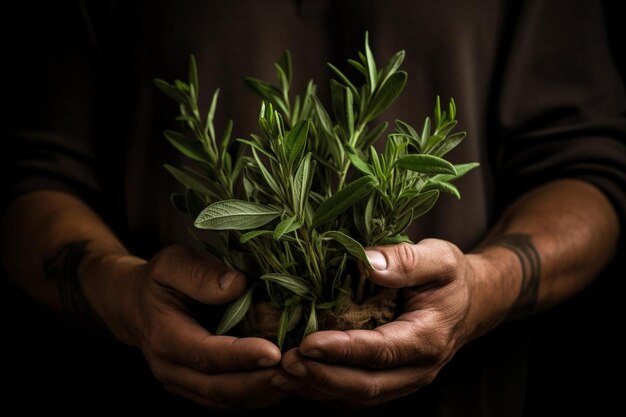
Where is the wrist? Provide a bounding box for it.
[463,248,521,341]
[80,249,147,346]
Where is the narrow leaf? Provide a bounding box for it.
[363,71,407,123]
[304,304,318,336]
[239,230,273,243]
[425,181,461,199]
[312,176,378,227]
[285,120,309,168]
[164,130,208,163]
[164,164,213,197]
[395,154,457,175]
[293,153,315,215]
[261,273,311,297]
[407,189,440,218]
[430,132,466,157]
[431,162,480,183]
[194,200,280,230]
[188,55,199,92]
[216,286,254,335]
[274,215,302,240]
[345,146,373,176]
[364,32,377,93]
[323,230,371,267]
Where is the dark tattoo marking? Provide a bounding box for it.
[44,240,96,323]
[479,234,541,318]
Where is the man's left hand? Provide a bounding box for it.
[282,239,499,407]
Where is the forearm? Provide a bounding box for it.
[466,179,620,338]
[0,190,130,316]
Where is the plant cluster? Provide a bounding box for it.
[155,34,478,348]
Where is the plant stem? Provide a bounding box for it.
[356,272,367,304]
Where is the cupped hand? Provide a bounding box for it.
[282,239,491,407]
[82,244,300,411]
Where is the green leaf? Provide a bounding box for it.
[185,188,206,219]
[345,86,355,138]
[434,95,442,125]
[425,181,461,199]
[304,303,318,336]
[277,303,302,350]
[207,89,220,140]
[312,176,378,227]
[430,131,466,157]
[164,130,208,163]
[261,273,311,297]
[379,235,413,245]
[216,286,254,335]
[194,200,281,230]
[239,230,273,243]
[395,154,457,175]
[245,77,288,115]
[251,148,282,195]
[285,120,309,168]
[154,78,186,104]
[432,162,480,183]
[188,55,199,93]
[327,62,359,98]
[345,146,373,176]
[311,95,334,135]
[164,164,214,197]
[293,153,315,215]
[362,71,407,123]
[274,215,302,240]
[378,50,405,89]
[420,117,431,149]
[364,32,377,93]
[406,189,440,218]
[323,230,371,267]
[361,121,389,149]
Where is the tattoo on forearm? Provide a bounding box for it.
[478,234,541,319]
[44,240,97,323]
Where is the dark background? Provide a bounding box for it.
[1,2,624,414]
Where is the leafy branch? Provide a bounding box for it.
[156,33,479,349]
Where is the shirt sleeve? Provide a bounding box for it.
[494,0,626,235]
[1,2,103,215]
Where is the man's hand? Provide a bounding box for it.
[82,245,300,411]
[282,239,506,407]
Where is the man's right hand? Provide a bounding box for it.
[81,244,298,411]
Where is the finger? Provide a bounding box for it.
[282,349,435,406]
[149,244,246,304]
[151,308,281,372]
[159,364,291,411]
[364,239,462,288]
[297,319,440,368]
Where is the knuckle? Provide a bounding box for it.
[437,244,461,277]
[362,380,383,402]
[372,340,399,368]
[395,243,418,277]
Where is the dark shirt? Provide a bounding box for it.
[3,1,626,415]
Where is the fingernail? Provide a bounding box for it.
[258,357,277,367]
[269,375,303,391]
[301,349,322,359]
[366,250,387,270]
[285,362,308,377]
[219,271,240,290]
[269,374,289,387]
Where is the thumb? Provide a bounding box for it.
[150,245,247,304]
[364,239,460,288]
